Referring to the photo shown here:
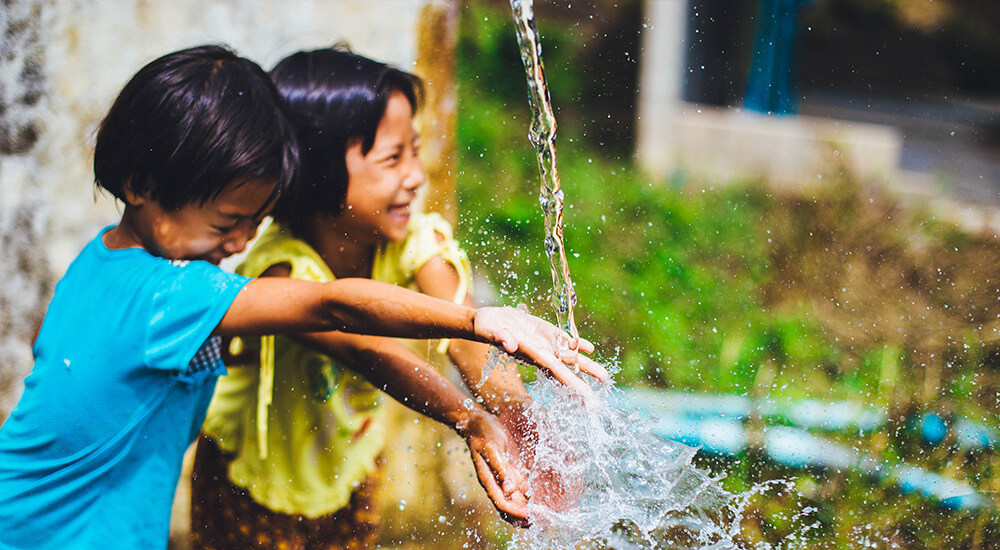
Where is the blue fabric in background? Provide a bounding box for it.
[745,0,812,115]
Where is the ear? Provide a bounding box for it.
[121,180,147,207]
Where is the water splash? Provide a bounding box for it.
[508,373,816,550]
[509,0,580,348]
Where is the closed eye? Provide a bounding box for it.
[213,224,237,234]
[379,144,405,166]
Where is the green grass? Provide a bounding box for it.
[454,3,1000,548]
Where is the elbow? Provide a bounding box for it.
[316,287,357,332]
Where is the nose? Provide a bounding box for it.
[403,155,426,191]
[223,221,259,255]
[222,234,249,255]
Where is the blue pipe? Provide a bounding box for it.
[623,388,886,432]
[620,389,990,511]
[917,412,997,450]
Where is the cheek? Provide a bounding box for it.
[344,188,383,217]
[186,233,224,252]
[160,224,221,255]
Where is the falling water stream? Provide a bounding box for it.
[501,2,813,548]
[509,0,580,349]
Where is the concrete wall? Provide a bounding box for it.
[635,0,903,188]
[0,0,458,417]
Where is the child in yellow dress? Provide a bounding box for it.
[191,45,597,548]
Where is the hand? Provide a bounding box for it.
[458,408,531,527]
[472,306,609,398]
[496,401,581,515]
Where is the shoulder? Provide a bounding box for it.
[374,212,469,285]
[397,212,463,268]
[237,222,332,282]
[62,232,208,293]
[407,211,455,242]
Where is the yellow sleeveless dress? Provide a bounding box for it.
[200,213,497,543]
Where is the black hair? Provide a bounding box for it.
[94,44,299,213]
[268,44,422,229]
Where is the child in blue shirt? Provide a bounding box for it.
[0,45,606,550]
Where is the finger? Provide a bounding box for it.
[513,332,596,398]
[575,336,595,354]
[484,434,529,496]
[477,440,522,498]
[472,451,530,526]
[470,450,509,500]
[535,357,594,399]
[576,355,610,382]
[557,347,580,365]
[498,329,520,354]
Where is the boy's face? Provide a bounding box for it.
[340,90,426,244]
[124,179,274,264]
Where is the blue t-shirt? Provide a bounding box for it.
[0,227,250,549]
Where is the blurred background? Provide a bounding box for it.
[460,0,1000,547]
[2,0,999,548]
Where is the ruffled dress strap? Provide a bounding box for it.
[373,212,472,353]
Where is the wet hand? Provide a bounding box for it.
[459,408,531,527]
[495,401,581,515]
[472,306,609,399]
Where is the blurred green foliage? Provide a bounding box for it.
[454,3,1000,548]
[457,3,839,396]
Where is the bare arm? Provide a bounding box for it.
[415,255,531,415]
[217,276,475,340]
[300,329,482,432]
[222,265,532,522]
[217,275,608,397]
[293,328,530,524]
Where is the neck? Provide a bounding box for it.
[300,215,376,279]
[103,209,145,251]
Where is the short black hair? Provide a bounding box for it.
[94,44,298,212]
[269,44,422,228]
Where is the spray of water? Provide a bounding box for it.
[494,367,815,550]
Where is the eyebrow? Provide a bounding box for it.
[217,210,263,222]
[374,142,404,157]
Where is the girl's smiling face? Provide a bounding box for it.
[339,90,426,244]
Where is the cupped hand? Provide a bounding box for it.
[459,408,531,527]
[472,306,609,398]
[495,401,581,516]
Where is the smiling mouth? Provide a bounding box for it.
[387,204,411,218]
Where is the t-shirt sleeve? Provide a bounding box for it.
[144,261,251,370]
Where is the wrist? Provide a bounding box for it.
[452,403,488,438]
[468,307,482,342]
[480,388,530,417]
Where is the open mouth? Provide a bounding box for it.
[387,203,411,220]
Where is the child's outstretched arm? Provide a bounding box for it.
[216,277,608,396]
[291,329,531,525]
[413,255,532,412]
